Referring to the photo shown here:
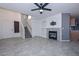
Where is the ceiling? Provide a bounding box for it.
[0,3,79,19]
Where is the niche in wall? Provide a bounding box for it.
[14,21,19,33]
[50,21,56,26]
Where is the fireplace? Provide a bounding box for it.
[49,31,57,40]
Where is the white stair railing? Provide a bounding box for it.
[25,19,32,35]
[21,14,32,36]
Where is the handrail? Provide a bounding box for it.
[26,19,32,33]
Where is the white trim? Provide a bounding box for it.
[59,40,70,42]
[0,37,22,40]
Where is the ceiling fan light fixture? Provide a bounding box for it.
[39,9,43,12]
[31,3,51,14]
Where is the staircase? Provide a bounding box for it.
[25,26,32,38]
[21,14,32,38]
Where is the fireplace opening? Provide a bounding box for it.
[49,31,57,40]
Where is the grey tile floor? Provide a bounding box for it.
[0,37,79,56]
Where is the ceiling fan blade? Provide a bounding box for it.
[42,3,49,8]
[34,3,41,8]
[43,8,52,11]
[31,8,40,11]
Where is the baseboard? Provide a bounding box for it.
[0,37,22,40]
[32,36,48,39]
[60,40,70,42]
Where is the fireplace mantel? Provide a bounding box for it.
[42,27,62,29]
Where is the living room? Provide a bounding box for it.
[0,3,79,56]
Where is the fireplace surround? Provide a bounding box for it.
[47,28,61,41]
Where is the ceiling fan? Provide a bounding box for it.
[31,3,52,14]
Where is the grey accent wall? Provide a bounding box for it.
[62,13,70,40]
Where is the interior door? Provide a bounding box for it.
[14,21,19,33]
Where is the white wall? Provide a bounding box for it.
[42,13,62,28]
[0,8,23,39]
[32,17,42,37]
[0,19,2,39]
[40,13,62,38]
[32,13,62,38]
[27,16,32,27]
